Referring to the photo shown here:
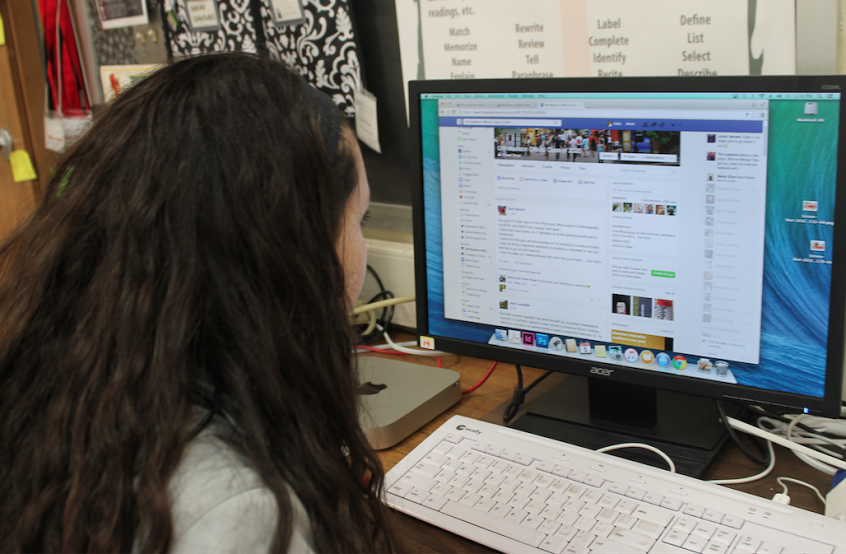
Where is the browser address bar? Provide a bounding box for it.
[460,118,563,126]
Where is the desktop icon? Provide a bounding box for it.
[578,341,592,354]
[495,329,508,341]
[804,102,819,116]
[656,352,671,367]
[640,350,655,365]
[803,200,819,212]
[535,333,550,348]
[565,339,578,353]
[624,348,639,363]
[508,330,522,344]
[672,355,687,370]
[522,332,536,346]
[549,337,564,351]
[608,346,623,360]
[594,345,607,357]
[698,358,713,373]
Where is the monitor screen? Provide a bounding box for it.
[411,76,846,437]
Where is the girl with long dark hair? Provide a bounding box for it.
[0,52,397,553]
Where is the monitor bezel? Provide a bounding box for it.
[410,75,846,418]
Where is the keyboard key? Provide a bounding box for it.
[410,462,442,478]
[759,542,783,554]
[579,503,602,519]
[540,505,562,520]
[712,529,735,545]
[721,515,744,529]
[643,492,664,506]
[582,489,602,504]
[485,445,503,457]
[518,469,539,482]
[636,518,665,540]
[474,496,496,513]
[598,494,619,510]
[470,441,489,452]
[398,471,436,491]
[556,524,579,541]
[684,504,706,518]
[505,507,528,524]
[703,540,728,554]
[444,433,462,443]
[692,522,716,541]
[440,500,546,547]
[608,482,629,496]
[616,498,638,515]
[608,527,655,551]
[388,481,413,497]
[458,492,481,507]
[474,454,494,468]
[661,497,683,511]
[489,502,510,518]
[663,528,688,547]
[568,470,587,483]
[552,465,571,478]
[422,494,448,511]
[631,503,673,526]
[673,517,697,533]
[515,453,534,465]
[459,451,479,464]
[444,487,465,502]
[589,536,646,554]
[446,447,466,459]
[539,519,560,535]
[525,498,546,514]
[521,513,544,530]
[734,535,760,553]
[556,507,579,527]
[537,461,556,473]
[625,487,646,501]
[405,487,429,503]
[703,509,724,524]
[429,482,451,497]
[508,494,531,510]
[538,533,568,554]
[614,513,636,530]
[593,522,614,538]
[682,533,709,553]
[584,474,605,488]
[500,449,518,461]
[530,488,553,502]
[432,442,453,456]
[423,453,447,466]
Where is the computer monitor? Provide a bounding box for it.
[410,76,846,477]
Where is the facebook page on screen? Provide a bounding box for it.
[437,96,771,380]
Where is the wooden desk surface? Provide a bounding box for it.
[360,341,834,553]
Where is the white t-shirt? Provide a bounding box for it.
[168,421,315,553]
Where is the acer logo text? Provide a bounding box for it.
[590,367,614,377]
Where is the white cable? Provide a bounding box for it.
[793,451,838,476]
[777,476,827,507]
[366,325,447,356]
[596,443,676,474]
[728,416,846,471]
[708,441,776,485]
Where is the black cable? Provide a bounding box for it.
[502,365,553,423]
[357,265,394,343]
[718,400,771,467]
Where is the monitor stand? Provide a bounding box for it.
[510,376,739,478]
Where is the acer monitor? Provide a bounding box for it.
[410,75,846,477]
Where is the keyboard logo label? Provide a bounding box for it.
[590,367,614,377]
[456,425,481,434]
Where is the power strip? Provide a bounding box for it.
[360,236,416,329]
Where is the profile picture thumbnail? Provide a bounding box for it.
[706,152,716,161]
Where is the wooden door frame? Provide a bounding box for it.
[0,0,57,200]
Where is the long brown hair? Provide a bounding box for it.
[0,53,396,553]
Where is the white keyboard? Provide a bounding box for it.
[385,415,846,554]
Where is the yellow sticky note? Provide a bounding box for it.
[0,13,5,46]
[10,150,37,182]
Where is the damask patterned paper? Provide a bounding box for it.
[166,0,364,116]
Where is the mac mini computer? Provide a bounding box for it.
[358,356,461,450]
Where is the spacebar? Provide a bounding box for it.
[440,500,546,548]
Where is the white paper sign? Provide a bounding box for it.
[270,0,305,27]
[355,89,382,154]
[394,0,796,118]
[186,0,219,31]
